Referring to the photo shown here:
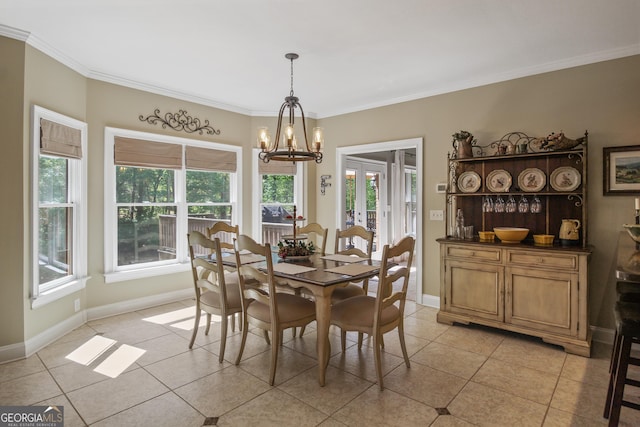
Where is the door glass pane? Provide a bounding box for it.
[365,171,379,252]
[345,168,356,228]
[38,206,72,285]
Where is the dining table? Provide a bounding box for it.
[217,250,385,386]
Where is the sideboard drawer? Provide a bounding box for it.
[446,245,502,262]
[507,250,578,270]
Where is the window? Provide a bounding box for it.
[253,149,303,245]
[105,128,240,282]
[31,106,88,307]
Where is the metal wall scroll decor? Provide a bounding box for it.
[139,109,220,135]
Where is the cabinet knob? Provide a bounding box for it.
[538,258,544,263]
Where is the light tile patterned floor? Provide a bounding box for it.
[2,299,640,426]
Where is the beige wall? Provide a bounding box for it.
[3,31,639,353]
[22,45,88,340]
[317,55,640,329]
[0,37,26,346]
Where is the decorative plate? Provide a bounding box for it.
[517,168,546,192]
[550,166,581,192]
[486,169,512,192]
[457,171,481,193]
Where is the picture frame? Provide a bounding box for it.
[603,145,640,195]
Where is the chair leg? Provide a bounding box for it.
[269,327,280,386]
[373,332,384,391]
[299,325,306,337]
[292,327,297,338]
[218,314,228,363]
[608,335,633,426]
[188,308,201,349]
[235,315,249,366]
[230,311,236,332]
[263,329,271,346]
[204,313,212,335]
[341,330,347,352]
[357,332,364,349]
[605,331,622,418]
[398,323,411,368]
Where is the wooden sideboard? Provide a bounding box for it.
[437,238,592,356]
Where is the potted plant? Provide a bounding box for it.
[277,240,316,261]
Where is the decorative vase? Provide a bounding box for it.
[454,136,474,158]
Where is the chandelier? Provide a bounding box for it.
[257,53,323,163]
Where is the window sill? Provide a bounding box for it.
[31,277,89,309]
[104,262,190,284]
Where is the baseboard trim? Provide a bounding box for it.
[86,288,192,321]
[420,293,440,309]
[0,288,192,364]
[592,325,615,345]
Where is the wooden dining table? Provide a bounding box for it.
[220,251,384,386]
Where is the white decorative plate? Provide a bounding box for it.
[550,166,581,192]
[458,171,481,193]
[517,168,546,192]
[486,169,512,192]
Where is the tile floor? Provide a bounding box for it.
[2,298,640,426]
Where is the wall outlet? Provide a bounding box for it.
[74,298,80,312]
[430,210,444,221]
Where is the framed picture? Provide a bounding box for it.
[604,145,640,195]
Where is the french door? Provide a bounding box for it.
[344,158,387,257]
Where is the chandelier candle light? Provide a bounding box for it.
[258,53,324,163]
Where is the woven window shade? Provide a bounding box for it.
[40,118,82,159]
[258,159,297,175]
[114,136,182,169]
[186,146,237,172]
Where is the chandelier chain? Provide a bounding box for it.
[290,56,295,97]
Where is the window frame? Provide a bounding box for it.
[104,127,241,283]
[31,105,89,308]
[252,148,304,244]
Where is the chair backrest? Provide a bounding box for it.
[188,231,228,306]
[334,225,374,258]
[375,235,415,316]
[207,221,239,252]
[234,235,276,316]
[296,222,328,256]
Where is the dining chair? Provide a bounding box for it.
[206,221,241,330]
[234,234,316,386]
[187,231,242,363]
[296,222,328,256]
[331,225,375,303]
[206,221,239,255]
[330,235,415,390]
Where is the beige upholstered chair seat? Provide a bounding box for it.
[331,295,399,328]
[246,293,315,323]
[199,280,241,310]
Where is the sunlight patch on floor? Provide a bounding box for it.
[65,335,116,365]
[142,307,195,325]
[93,344,146,378]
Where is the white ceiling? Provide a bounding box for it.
[1,0,639,118]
